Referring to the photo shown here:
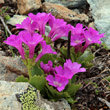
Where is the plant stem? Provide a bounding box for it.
[27,66,32,79]
[67,31,71,59]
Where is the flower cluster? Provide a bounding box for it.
[41,59,86,91]
[5,12,104,58]
[4,12,104,93]
[70,24,105,53]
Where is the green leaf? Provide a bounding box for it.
[31,64,44,76]
[60,46,67,59]
[29,75,46,91]
[39,54,56,64]
[16,75,29,82]
[66,98,76,104]
[77,50,94,68]
[45,84,71,101]
[4,15,10,21]
[65,83,82,96]
[78,50,94,63]
[71,75,77,83]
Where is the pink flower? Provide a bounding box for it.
[48,16,67,41]
[4,34,25,59]
[35,41,57,62]
[19,31,43,59]
[16,17,35,34]
[28,12,51,35]
[46,74,69,92]
[55,65,73,79]
[71,34,85,46]
[70,23,85,53]
[51,24,73,41]
[82,27,105,52]
[64,59,86,74]
[40,60,55,74]
[55,59,86,79]
[72,23,85,35]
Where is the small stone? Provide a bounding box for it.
[0,0,4,4]
[41,2,89,23]
[17,0,42,14]
[12,0,16,3]
[0,51,5,56]
[88,22,96,29]
[7,15,27,26]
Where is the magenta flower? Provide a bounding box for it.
[4,34,25,59]
[70,23,85,53]
[16,17,35,34]
[72,23,85,35]
[28,12,51,35]
[55,65,73,79]
[55,59,86,79]
[64,59,86,74]
[51,24,74,41]
[19,31,43,59]
[82,27,105,52]
[71,34,85,53]
[46,74,69,92]
[40,60,55,74]
[48,17,67,40]
[35,41,57,62]
[71,34,85,46]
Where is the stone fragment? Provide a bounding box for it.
[17,0,42,14]
[45,0,87,8]
[87,0,110,48]
[88,22,96,29]
[41,2,89,23]
[0,0,4,4]
[0,80,71,110]
[0,54,28,81]
[7,15,27,26]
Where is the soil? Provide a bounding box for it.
[0,1,110,110]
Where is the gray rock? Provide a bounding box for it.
[45,0,87,8]
[0,81,29,110]
[0,55,28,81]
[0,80,71,110]
[7,15,27,26]
[87,0,110,48]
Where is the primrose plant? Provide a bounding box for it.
[4,12,104,103]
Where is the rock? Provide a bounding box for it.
[0,54,28,81]
[0,51,5,56]
[17,0,42,14]
[0,81,31,110]
[0,0,4,4]
[41,2,89,23]
[45,0,87,8]
[0,80,71,110]
[45,25,51,36]
[35,96,71,110]
[88,22,96,29]
[12,0,16,3]
[87,0,110,48]
[7,15,27,26]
